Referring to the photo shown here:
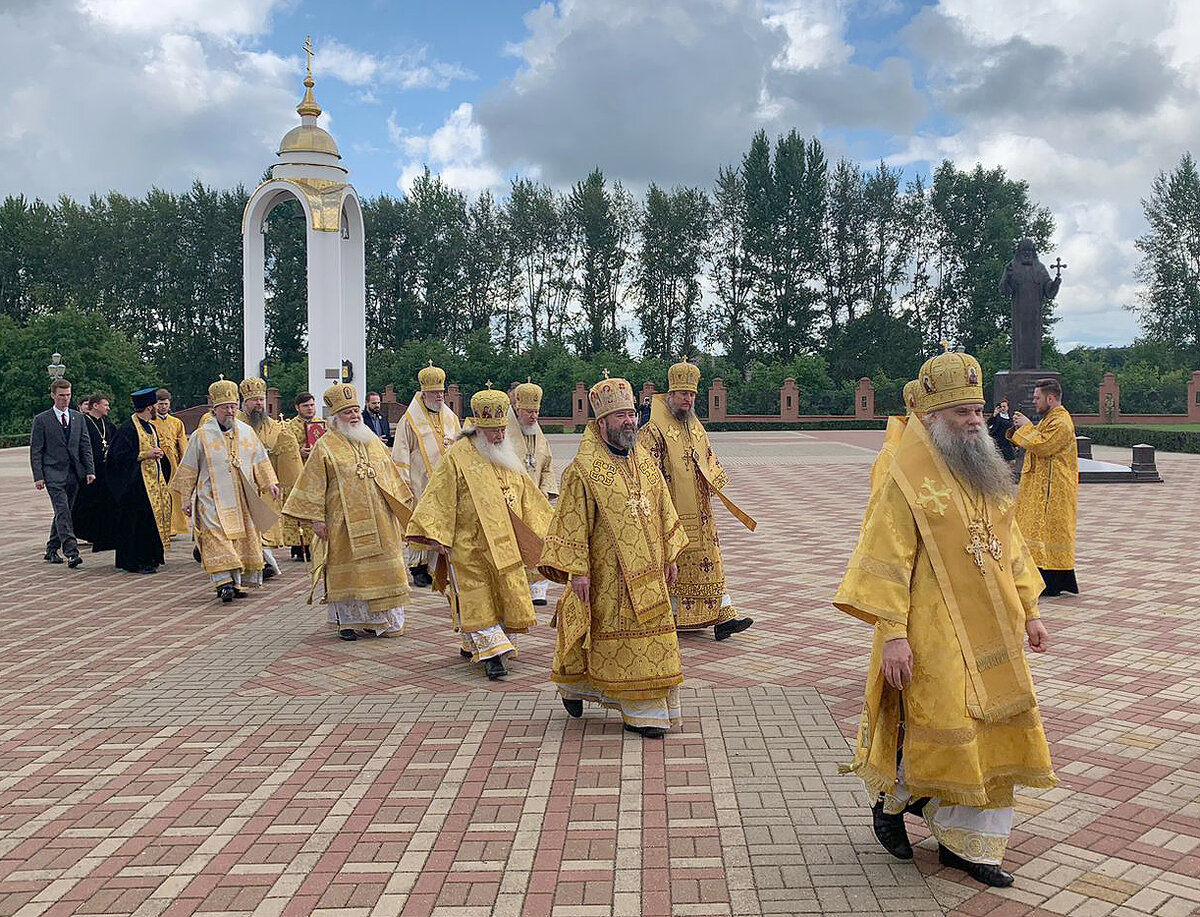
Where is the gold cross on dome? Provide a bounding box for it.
[303,36,315,78]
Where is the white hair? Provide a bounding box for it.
[471,429,523,472]
[329,413,377,445]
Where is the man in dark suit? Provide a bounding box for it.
[362,391,393,447]
[31,379,95,567]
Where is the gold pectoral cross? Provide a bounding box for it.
[965,520,1003,574]
[627,492,652,518]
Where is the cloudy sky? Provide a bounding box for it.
[3,0,1197,348]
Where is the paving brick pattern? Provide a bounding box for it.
[0,433,1197,916]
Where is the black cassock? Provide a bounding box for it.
[72,414,119,551]
[107,417,171,573]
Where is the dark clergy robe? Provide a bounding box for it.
[72,414,119,551]
[107,416,171,572]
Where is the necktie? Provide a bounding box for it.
[61,413,69,432]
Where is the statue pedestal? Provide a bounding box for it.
[993,369,1062,420]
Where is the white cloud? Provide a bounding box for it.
[319,38,473,91]
[78,0,284,36]
[391,103,503,198]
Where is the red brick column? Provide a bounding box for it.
[708,379,727,422]
[1188,371,1200,423]
[572,382,589,428]
[854,378,874,419]
[780,378,800,422]
[1099,372,1120,423]
[446,383,463,418]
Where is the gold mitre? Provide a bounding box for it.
[323,382,358,415]
[514,379,543,411]
[209,376,239,407]
[470,386,510,428]
[589,374,635,420]
[239,377,267,400]
[902,379,923,417]
[418,361,446,392]
[917,343,984,414]
[668,358,700,394]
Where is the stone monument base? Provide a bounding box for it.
[993,369,1062,419]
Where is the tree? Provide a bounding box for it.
[566,169,633,356]
[505,178,570,347]
[1135,152,1200,364]
[635,184,711,359]
[709,165,753,374]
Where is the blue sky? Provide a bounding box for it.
[4,0,1200,349]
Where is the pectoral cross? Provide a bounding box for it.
[965,520,1003,573]
[627,492,652,519]
[966,525,987,573]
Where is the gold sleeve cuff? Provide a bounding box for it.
[876,619,907,641]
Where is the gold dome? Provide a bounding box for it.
[278,124,341,158]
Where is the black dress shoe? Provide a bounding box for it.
[233,588,249,599]
[532,598,548,606]
[291,545,304,561]
[938,845,1014,887]
[192,547,202,563]
[137,565,156,574]
[460,648,473,659]
[484,657,507,680]
[872,798,913,859]
[562,697,583,718]
[905,797,931,817]
[263,565,277,580]
[714,617,753,641]
[44,551,64,564]
[623,724,666,739]
[411,564,433,587]
[66,555,83,569]
[218,584,235,603]
[338,628,357,641]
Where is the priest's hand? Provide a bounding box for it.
[313,521,328,541]
[182,502,191,517]
[269,484,280,500]
[148,446,165,460]
[85,474,95,485]
[665,562,678,587]
[1026,619,1049,653]
[34,480,45,490]
[1012,411,1031,428]
[300,445,312,460]
[572,574,591,604]
[882,638,914,690]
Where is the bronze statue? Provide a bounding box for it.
[1000,238,1063,371]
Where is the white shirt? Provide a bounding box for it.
[54,407,70,427]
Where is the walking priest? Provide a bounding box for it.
[284,392,326,560]
[392,362,461,587]
[242,377,303,579]
[170,378,279,602]
[639,359,754,640]
[107,388,173,574]
[153,389,191,536]
[833,344,1055,888]
[283,384,414,641]
[406,387,553,680]
[1008,378,1079,597]
[540,376,689,738]
[507,379,558,605]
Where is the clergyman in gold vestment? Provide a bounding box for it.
[507,380,558,606]
[152,389,191,536]
[283,384,414,640]
[170,379,279,602]
[834,346,1056,888]
[1008,378,1079,597]
[241,377,303,579]
[638,359,754,640]
[540,377,689,739]
[406,388,553,680]
[283,392,327,561]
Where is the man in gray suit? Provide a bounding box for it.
[31,378,95,567]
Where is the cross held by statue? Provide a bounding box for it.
[1051,256,1068,278]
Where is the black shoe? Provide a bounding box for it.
[338,628,357,641]
[460,648,473,659]
[263,565,277,580]
[532,598,548,606]
[1041,588,1062,597]
[938,845,1014,887]
[872,798,913,860]
[44,551,64,565]
[218,584,235,603]
[66,554,83,569]
[291,546,304,561]
[623,724,666,739]
[905,797,931,817]
[137,565,156,575]
[411,564,433,588]
[562,697,583,718]
[715,617,753,641]
[233,588,249,599]
[356,629,380,638]
[192,547,202,563]
[484,657,507,680]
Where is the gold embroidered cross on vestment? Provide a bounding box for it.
[915,477,951,515]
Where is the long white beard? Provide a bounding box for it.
[518,421,539,436]
[473,432,524,472]
[928,414,1015,500]
[330,416,376,445]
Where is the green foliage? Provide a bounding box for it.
[1077,425,1200,454]
[0,307,156,433]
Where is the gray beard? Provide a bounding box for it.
[668,404,695,423]
[329,416,376,444]
[928,414,1015,500]
[519,421,539,436]
[605,426,636,452]
[246,408,266,427]
[473,433,523,472]
[217,418,233,432]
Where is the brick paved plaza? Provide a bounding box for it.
[1,432,1198,917]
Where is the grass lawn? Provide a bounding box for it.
[1109,423,1200,431]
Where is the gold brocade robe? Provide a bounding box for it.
[1009,405,1078,570]
[638,396,753,628]
[249,417,303,548]
[132,417,173,550]
[282,431,414,612]
[540,423,689,700]
[406,436,553,635]
[507,411,559,498]
[153,413,191,535]
[170,418,278,576]
[834,418,1056,807]
[283,416,326,546]
[391,395,461,500]
[859,415,909,536]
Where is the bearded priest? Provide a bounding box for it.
[540,376,689,739]
[639,359,755,641]
[406,387,553,680]
[834,345,1056,889]
[170,378,280,602]
[241,377,303,580]
[506,379,558,606]
[392,362,461,587]
[283,384,414,641]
